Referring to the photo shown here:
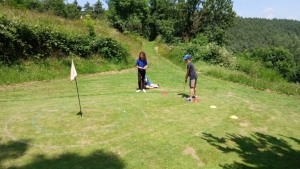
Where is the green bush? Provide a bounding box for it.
[236,57,285,82]
[91,38,129,63]
[250,47,296,82]
[178,41,236,69]
[0,14,130,65]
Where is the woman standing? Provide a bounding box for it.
[136,51,148,92]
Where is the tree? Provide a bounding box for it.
[48,0,67,17]
[107,0,149,34]
[92,0,105,19]
[199,0,236,45]
[65,0,82,20]
[24,0,42,10]
[148,0,178,41]
[83,2,93,17]
[174,0,204,41]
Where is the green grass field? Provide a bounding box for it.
[1,42,300,169]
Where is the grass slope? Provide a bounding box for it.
[0,42,300,168]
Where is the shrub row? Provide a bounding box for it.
[0,14,129,65]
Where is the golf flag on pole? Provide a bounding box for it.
[70,59,77,81]
[70,59,83,117]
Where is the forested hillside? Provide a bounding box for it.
[226,17,300,64]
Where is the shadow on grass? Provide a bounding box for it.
[13,149,126,169]
[178,93,189,98]
[202,132,300,169]
[0,138,125,169]
[76,111,83,117]
[0,138,30,168]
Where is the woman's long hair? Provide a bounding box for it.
[139,51,147,60]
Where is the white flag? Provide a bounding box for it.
[70,59,77,81]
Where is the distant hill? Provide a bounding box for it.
[226,17,300,63]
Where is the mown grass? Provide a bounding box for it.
[1,42,300,169]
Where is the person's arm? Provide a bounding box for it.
[136,64,142,69]
[136,60,142,69]
[143,60,148,69]
[185,68,190,83]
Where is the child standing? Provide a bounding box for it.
[183,54,198,101]
[136,51,148,92]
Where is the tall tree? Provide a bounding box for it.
[148,0,177,41]
[48,0,67,17]
[107,0,149,34]
[65,0,82,20]
[83,2,93,16]
[199,0,236,45]
[175,0,204,41]
[92,0,105,19]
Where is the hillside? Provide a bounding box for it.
[0,4,143,84]
[226,17,300,64]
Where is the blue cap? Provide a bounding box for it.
[183,54,191,60]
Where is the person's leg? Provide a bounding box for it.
[141,70,146,90]
[137,71,142,91]
[186,79,194,101]
[189,79,196,99]
[189,87,194,99]
[193,78,197,97]
[146,85,153,89]
[152,84,159,88]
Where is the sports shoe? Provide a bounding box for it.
[143,89,146,93]
[192,95,197,98]
[136,89,141,92]
[186,98,192,102]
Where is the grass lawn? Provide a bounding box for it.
[1,42,300,169]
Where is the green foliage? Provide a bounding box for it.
[226,17,300,83]
[199,0,236,45]
[107,0,149,34]
[227,17,300,53]
[0,13,130,65]
[91,0,105,19]
[107,0,235,44]
[236,57,285,82]
[91,38,129,63]
[84,14,96,37]
[203,64,299,96]
[65,2,82,20]
[226,17,300,70]
[4,0,26,9]
[156,19,177,43]
[250,47,296,81]
[173,34,235,68]
[0,0,105,20]
[159,43,299,96]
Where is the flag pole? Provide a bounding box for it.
[71,59,82,117]
[75,77,83,117]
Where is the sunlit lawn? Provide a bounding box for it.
[0,42,300,168]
